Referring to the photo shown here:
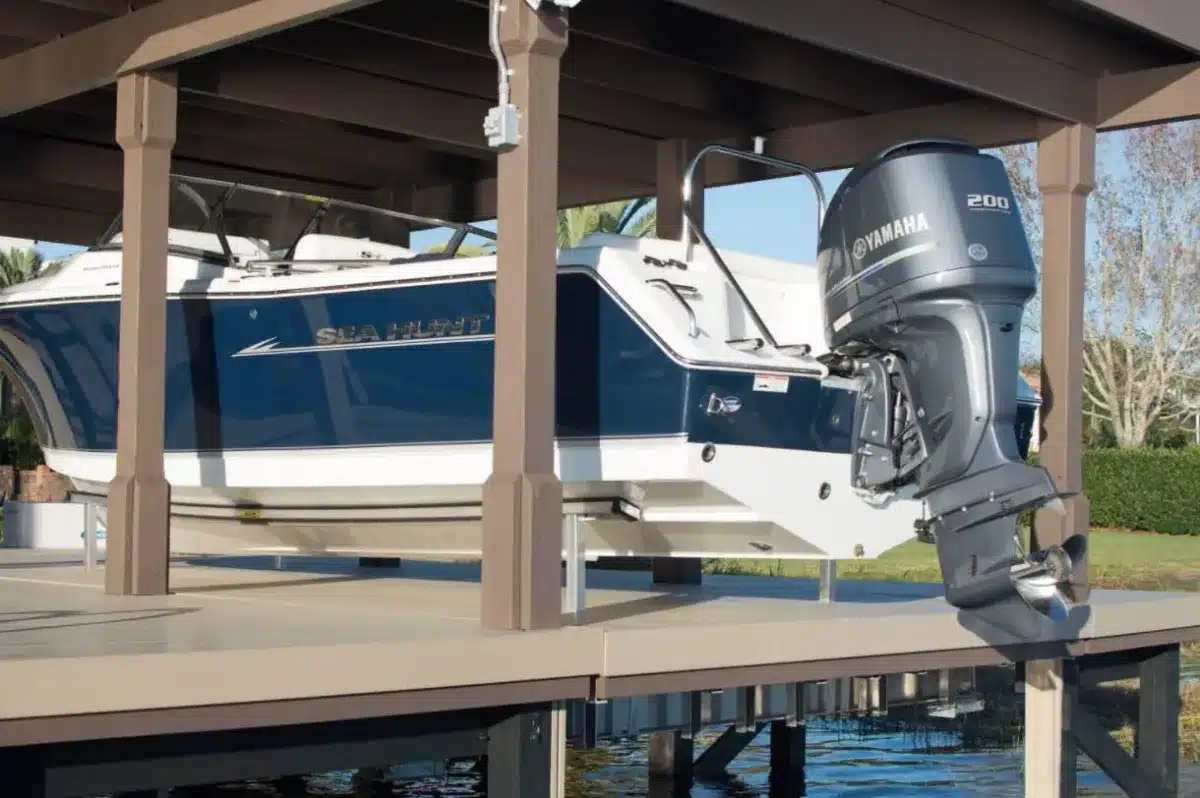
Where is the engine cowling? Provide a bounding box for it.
[817,138,1084,621]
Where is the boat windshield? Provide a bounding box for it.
[92,175,497,269]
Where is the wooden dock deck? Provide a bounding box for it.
[2,548,1198,796]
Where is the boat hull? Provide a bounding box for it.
[54,438,913,560]
[2,241,1037,562]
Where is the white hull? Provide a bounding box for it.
[50,437,924,561]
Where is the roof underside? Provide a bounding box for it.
[0,0,1197,244]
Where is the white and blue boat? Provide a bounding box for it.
[0,150,1041,576]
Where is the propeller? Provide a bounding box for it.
[1010,532,1088,622]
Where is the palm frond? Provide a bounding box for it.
[0,248,43,288]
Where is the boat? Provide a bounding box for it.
[0,139,1076,619]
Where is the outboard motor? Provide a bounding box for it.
[817,138,1086,622]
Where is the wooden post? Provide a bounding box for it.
[1137,645,1180,794]
[1034,122,1095,603]
[480,0,568,631]
[106,70,177,597]
[1024,658,1078,798]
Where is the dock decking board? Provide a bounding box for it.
[1,550,1198,747]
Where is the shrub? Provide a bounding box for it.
[1083,446,1200,535]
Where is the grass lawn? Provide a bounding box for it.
[704,528,1200,592]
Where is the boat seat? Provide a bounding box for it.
[291,233,415,264]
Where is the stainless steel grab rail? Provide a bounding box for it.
[645,278,700,338]
[681,205,779,349]
[680,144,827,261]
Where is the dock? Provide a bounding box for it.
[0,550,1197,796]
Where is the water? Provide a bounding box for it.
[140,720,1200,797]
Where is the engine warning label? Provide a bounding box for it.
[753,374,790,393]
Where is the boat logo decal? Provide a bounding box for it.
[852,212,931,260]
[233,314,493,358]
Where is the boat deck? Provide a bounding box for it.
[2,550,1199,747]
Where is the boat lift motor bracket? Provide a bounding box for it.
[817,137,1085,623]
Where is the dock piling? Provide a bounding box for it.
[486,707,555,798]
[564,514,586,623]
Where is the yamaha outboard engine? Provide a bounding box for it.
[817,138,1086,622]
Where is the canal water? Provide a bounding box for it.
[154,718,1200,796]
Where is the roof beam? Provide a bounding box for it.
[25,91,484,182]
[665,0,1097,122]
[882,0,1168,75]
[475,0,962,113]
[0,2,107,42]
[35,1,141,15]
[0,130,372,201]
[263,21,748,140]
[339,0,850,130]
[0,198,110,245]
[416,98,1049,221]
[0,0,380,118]
[1098,62,1200,129]
[686,99,1047,188]
[178,48,659,183]
[1070,0,1200,55]
[6,107,407,190]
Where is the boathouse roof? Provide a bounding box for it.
[0,0,1196,243]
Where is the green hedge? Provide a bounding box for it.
[1080,447,1200,535]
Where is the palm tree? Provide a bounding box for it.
[421,197,657,257]
[0,247,45,472]
[0,247,42,288]
[557,198,656,248]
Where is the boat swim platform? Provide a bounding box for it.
[1,549,1198,744]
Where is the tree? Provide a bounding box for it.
[0,247,45,469]
[0,247,43,288]
[998,121,1200,447]
[422,198,657,256]
[1084,122,1200,446]
[557,198,656,248]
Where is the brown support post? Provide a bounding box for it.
[655,138,705,242]
[480,1,568,631]
[1033,122,1095,603]
[650,138,705,586]
[106,70,177,597]
[1137,645,1181,794]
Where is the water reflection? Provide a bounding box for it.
[125,719,1198,797]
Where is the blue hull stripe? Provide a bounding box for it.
[0,270,1035,457]
[0,272,854,454]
